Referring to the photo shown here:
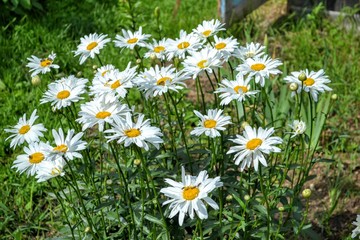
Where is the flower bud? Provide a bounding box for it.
[134,159,141,166]
[92,65,98,70]
[76,71,83,77]
[84,227,91,233]
[331,94,337,100]
[136,59,142,64]
[244,195,250,201]
[241,121,250,129]
[154,6,160,18]
[106,179,113,185]
[302,189,312,198]
[150,53,157,60]
[289,82,298,91]
[298,72,307,82]
[31,75,41,86]
[226,194,233,201]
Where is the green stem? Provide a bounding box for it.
[259,166,271,240]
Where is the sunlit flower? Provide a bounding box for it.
[114,27,150,50]
[144,38,170,61]
[284,69,332,102]
[227,126,282,172]
[182,47,222,79]
[352,215,360,239]
[5,109,47,149]
[94,64,116,79]
[233,42,266,61]
[236,55,282,87]
[136,65,189,99]
[12,141,51,176]
[35,157,66,182]
[166,30,202,59]
[74,33,111,65]
[193,19,225,39]
[288,120,306,138]
[47,128,87,161]
[77,97,130,132]
[212,36,239,61]
[40,75,88,109]
[160,166,223,226]
[26,52,60,77]
[105,112,163,150]
[90,63,137,102]
[215,74,259,105]
[190,109,232,138]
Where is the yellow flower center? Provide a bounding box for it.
[124,128,141,138]
[87,42,98,51]
[127,38,138,44]
[111,80,121,89]
[183,186,200,200]
[246,138,263,150]
[53,144,68,153]
[251,63,266,71]
[18,125,30,134]
[215,42,226,50]
[204,119,217,128]
[154,46,165,53]
[51,167,62,176]
[101,70,109,77]
[304,77,315,86]
[40,58,52,67]
[202,30,212,37]
[57,90,70,100]
[234,85,248,93]
[29,152,45,164]
[197,60,208,69]
[177,41,190,49]
[156,76,172,86]
[96,111,111,119]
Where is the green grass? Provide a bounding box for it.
[0,0,359,239]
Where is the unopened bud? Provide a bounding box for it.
[226,194,233,201]
[31,75,41,86]
[302,189,312,198]
[92,65,98,70]
[84,227,91,233]
[278,206,285,212]
[298,72,307,82]
[154,6,160,18]
[150,53,157,60]
[244,195,250,201]
[136,59,142,64]
[289,82,298,91]
[331,94,337,100]
[106,179,113,185]
[134,159,141,166]
[76,71,83,77]
[241,121,250,129]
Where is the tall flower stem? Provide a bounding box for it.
[259,166,271,240]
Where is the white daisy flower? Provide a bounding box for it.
[166,30,203,59]
[227,125,282,172]
[182,47,222,79]
[352,215,360,239]
[26,52,60,77]
[144,38,170,61]
[74,33,111,65]
[77,97,130,132]
[136,65,189,99]
[192,19,225,39]
[95,64,116,78]
[5,109,47,149]
[288,120,306,138]
[236,55,282,87]
[114,27,150,50]
[40,75,88,110]
[47,128,87,161]
[212,36,239,61]
[284,69,332,102]
[35,157,66,183]
[160,166,223,226]
[190,109,232,138]
[233,42,266,61]
[90,63,137,102]
[105,112,163,151]
[215,74,259,106]
[12,141,51,176]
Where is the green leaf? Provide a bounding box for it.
[19,0,31,9]
[144,214,163,227]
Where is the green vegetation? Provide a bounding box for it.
[0,0,359,239]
